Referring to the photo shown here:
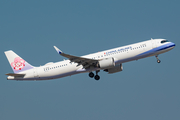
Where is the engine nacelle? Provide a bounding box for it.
[104,64,123,74]
[98,58,115,69]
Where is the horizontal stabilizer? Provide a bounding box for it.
[6,73,25,77]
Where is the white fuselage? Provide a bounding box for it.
[7,39,175,80]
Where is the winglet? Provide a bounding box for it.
[53,46,63,54]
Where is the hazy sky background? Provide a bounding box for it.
[0,0,180,120]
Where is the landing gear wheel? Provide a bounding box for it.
[94,75,100,80]
[89,72,94,78]
[157,60,161,63]
[155,55,161,64]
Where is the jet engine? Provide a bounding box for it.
[98,58,115,69]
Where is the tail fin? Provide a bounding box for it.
[4,50,34,73]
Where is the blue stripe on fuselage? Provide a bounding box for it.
[136,42,175,57]
[114,42,175,64]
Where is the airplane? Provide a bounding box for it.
[4,38,175,81]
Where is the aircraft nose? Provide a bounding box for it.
[171,42,176,48]
[168,42,176,49]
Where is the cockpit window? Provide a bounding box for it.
[161,40,169,43]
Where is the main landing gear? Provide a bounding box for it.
[155,55,161,63]
[89,70,100,80]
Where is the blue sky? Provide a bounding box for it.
[0,0,180,120]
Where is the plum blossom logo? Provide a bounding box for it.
[11,57,25,71]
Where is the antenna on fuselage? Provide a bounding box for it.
[151,38,153,40]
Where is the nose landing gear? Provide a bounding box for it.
[155,55,161,63]
[89,70,100,80]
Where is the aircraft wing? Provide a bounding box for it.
[54,46,98,69]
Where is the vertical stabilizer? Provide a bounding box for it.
[4,50,34,73]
